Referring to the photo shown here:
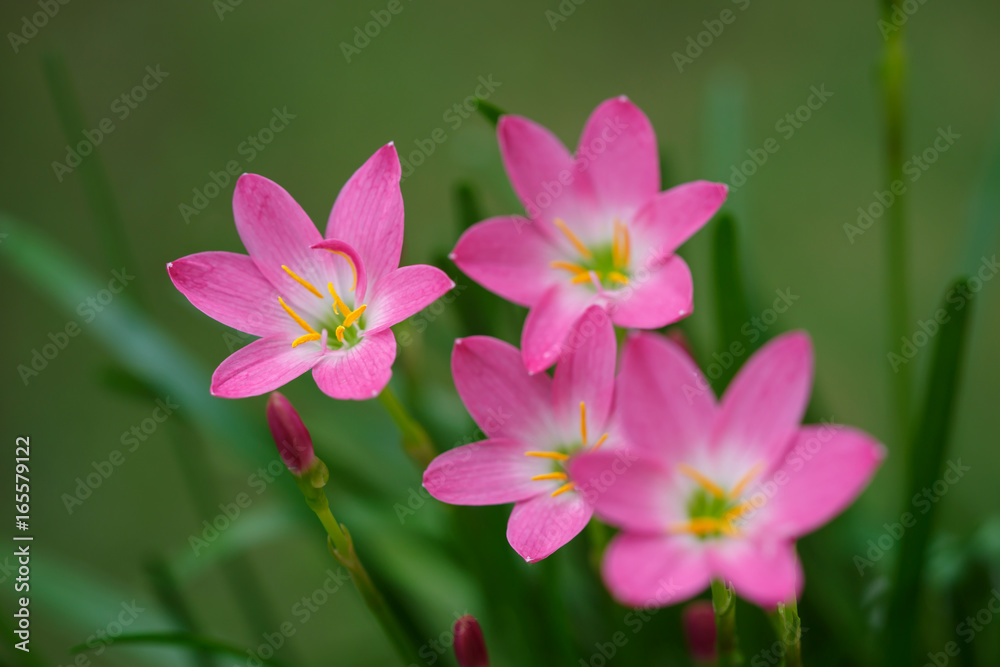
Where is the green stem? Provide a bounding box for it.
[377,386,437,468]
[711,580,743,666]
[880,0,911,441]
[768,599,803,667]
[294,468,421,665]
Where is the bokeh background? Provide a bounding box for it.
[2,0,999,665]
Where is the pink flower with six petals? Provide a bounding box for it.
[570,331,885,608]
[167,144,454,400]
[451,97,727,373]
[423,307,622,562]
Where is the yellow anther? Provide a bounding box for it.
[525,451,570,461]
[723,502,753,523]
[571,272,595,284]
[676,464,727,500]
[730,463,765,498]
[671,518,723,536]
[335,325,346,343]
[281,265,324,298]
[531,472,568,481]
[612,219,631,268]
[343,304,367,328]
[607,271,629,285]
[327,250,359,291]
[592,433,609,450]
[551,481,577,497]
[579,401,587,446]
[278,297,318,335]
[292,333,321,348]
[551,260,590,275]
[553,218,593,259]
[327,282,351,317]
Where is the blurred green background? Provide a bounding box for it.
[2,0,999,665]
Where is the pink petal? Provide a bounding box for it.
[570,450,676,532]
[363,264,456,334]
[602,533,711,608]
[210,334,322,398]
[756,426,886,539]
[498,115,596,227]
[232,174,333,299]
[632,181,728,263]
[506,491,593,562]
[712,332,813,466]
[577,96,659,214]
[521,285,596,374]
[451,216,559,307]
[167,252,287,336]
[609,255,693,329]
[311,328,397,400]
[710,539,802,608]
[326,143,404,283]
[618,332,716,464]
[552,306,617,437]
[451,337,554,442]
[422,438,550,506]
[310,239,369,302]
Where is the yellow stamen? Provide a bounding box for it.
[278,297,318,335]
[592,433,609,450]
[551,481,577,497]
[621,221,630,266]
[292,333,321,348]
[579,401,587,446]
[525,451,570,461]
[606,271,629,285]
[676,464,727,499]
[327,282,351,316]
[335,325,346,343]
[730,463,764,498]
[612,219,623,267]
[553,218,593,259]
[671,518,723,536]
[551,260,590,275]
[281,265,323,298]
[571,271,595,284]
[327,250,359,291]
[723,502,753,523]
[342,304,367,328]
[531,472,568,481]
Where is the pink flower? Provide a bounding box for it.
[266,392,315,474]
[167,144,454,400]
[570,331,885,608]
[451,96,727,373]
[423,307,624,562]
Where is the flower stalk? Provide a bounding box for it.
[711,580,743,666]
[768,599,803,667]
[378,385,437,468]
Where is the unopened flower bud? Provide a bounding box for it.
[266,392,316,475]
[683,600,717,665]
[453,615,489,667]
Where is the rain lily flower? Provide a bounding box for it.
[453,615,490,667]
[570,331,885,608]
[423,307,626,562]
[682,601,717,665]
[451,96,727,373]
[266,392,316,474]
[167,144,454,400]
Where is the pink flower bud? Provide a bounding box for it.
[682,601,717,665]
[453,615,489,667]
[266,392,315,474]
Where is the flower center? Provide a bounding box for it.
[523,401,609,498]
[670,462,764,539]
[277,254,367,350]
[550,218,631,289]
